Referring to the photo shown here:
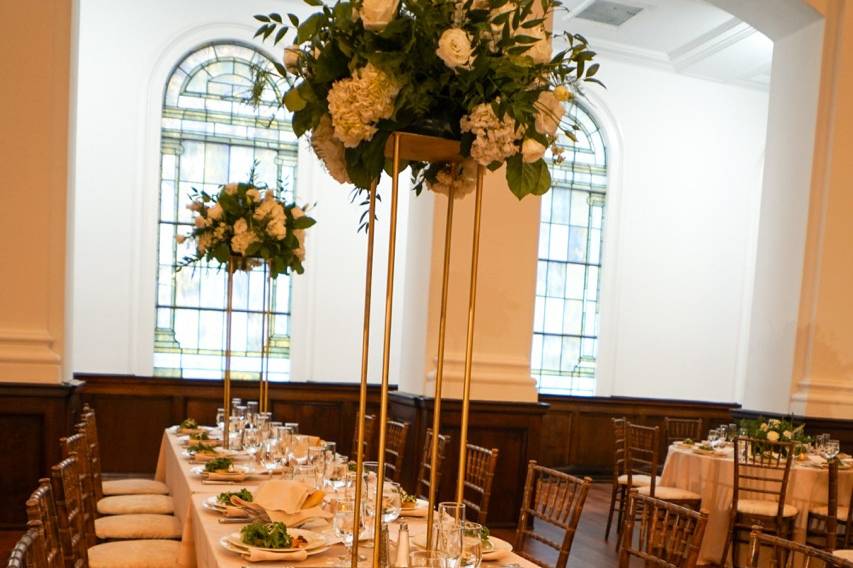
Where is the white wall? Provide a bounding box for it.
[742,19,824,413]
[72,0,430,384]
[593,56,770,402]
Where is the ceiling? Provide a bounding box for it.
[555,0,775,89]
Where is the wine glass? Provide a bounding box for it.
[284,422,299,435]
[293,464,316,486]
[260,439,283,477]
[215,408,225,432]
[707,429,720,447]
[460,522,484,568]
[242,427,261,461]
[334,500,363,560]
[824,439,841,462]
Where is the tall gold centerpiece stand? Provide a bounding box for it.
[221,256,275,449]
[350,132,485,565]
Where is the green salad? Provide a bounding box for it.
[217,488,253,505]
[189,431,209,440]
[180,418,198,429]
[187,442,217,454]
[204,457,233,473]
[240,522,292,549]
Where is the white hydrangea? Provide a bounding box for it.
[327,63,401,148]
[231,230,258,255]
[310,114,351,184]
[460,102,521,166]
[427,160,478,198]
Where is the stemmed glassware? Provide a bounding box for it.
[334,500,364,561]
[823,439,841,462]
[260,438,283,476]
[242,427,261,462]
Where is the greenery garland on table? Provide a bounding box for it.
[250,0,603,206]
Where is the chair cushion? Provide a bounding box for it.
[97,495,174,515]
[737,499,798,517]
[637,485,701,501]
[617,474,661,487]
[811,505,850,521]
[95,514,181,540]
[102,479,170,496]
[834,550,853,561]
[88,540,181,568]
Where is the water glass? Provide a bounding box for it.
[260,439,283,476]
[437,502,466,524]
[284,422,299,435]
[215,408,225,431]
[432,521,462,566]
[824,439,841,461]
[242,427,262,460]
[246,401,259,425]
[410,550,450,568]
[460,522,484,568]
[293,464,317,487]
[707,429,720,447]
[333,500,362,558]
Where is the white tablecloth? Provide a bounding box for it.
[661,445,853,565]
[156,428,537,567]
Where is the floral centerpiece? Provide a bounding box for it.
[738,417,811,455]
[177,181,316,277]
[251,0,602,200]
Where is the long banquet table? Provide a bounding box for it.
[155,427,536,567]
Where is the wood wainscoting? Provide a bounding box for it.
[0,381,80,529]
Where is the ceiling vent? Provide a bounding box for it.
[577,0,643,26]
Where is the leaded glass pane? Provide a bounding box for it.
[532,104,607,396]
[154,42,295,381]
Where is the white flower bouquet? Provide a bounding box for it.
[738,416,810,456]
[177,182,316,277]
[251,0,603,201]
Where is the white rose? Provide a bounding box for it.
[766,431,780,442]
[360,0,399,31]
[521,139,546,163]
[208,204,223,221]
[437,28,474,70]
[267,220,286,240]
[783,430,793,439]
[224,183,238,196]
[534,90,564,138]
[284,45,300,73]
[234,218,248,235]
[526,29,552,64]
[760,423,769,432]
[246,189,260,203]
[769,419,781,426]
[175,234,186,244]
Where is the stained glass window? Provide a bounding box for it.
[154,43,297,381]
[532,104,607,395]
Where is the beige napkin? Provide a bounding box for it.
[400,507,428,518]
[242,548,308,562]
[252,480,332,526]
[266,506,331,527]
[207,471,247,481]
[223,505,250,518]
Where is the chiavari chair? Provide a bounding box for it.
[7,522,49,568]
[664,417,703,447]
[78,407,170,498]
[462,443,499,525]
[721,436,798,568]
[352,413,376,461]
[26,481,65,568]
[61,430,181,541]
[807,457,845,551]
[607,417,660,540]
[514,461,591,568]
[619,492,708,568]
[749,529,853,567]
[384,419,409,483]
[416,429,450,501]
[627,423,701,513]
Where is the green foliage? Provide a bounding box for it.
[217,488,253,504]
[240,522,293,549]
[204,457,234,473]
[187,443,217,454]
[179,418,198,429]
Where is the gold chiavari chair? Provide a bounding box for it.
[59,433,97,547]
[352,413,376,461]
[514,460,592,568]
[26,481,65,568]
[749,529,853,567]
[384,419,410,483]
[807,457,843,551]
[607,417,660,540]
[618,492,709,568]
[664,417,703,447]
[627,423,701,511]
[721,436,798,568]
[416,429,450,500]
[7,522,49,568]
[462,444,499,525]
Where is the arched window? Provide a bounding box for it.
[153,42,297,381]
[532,103,607,395]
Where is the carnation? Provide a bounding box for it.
[234,218,248,235]
[327,63,401,148]
[246,189,261,203]
[310,115,351,184]
[460,102,521,166]
[267,219,286,240]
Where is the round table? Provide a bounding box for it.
[660,444,853,565]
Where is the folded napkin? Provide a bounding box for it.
[252,480,332,526]
[400,507,428,518]
[267,506,332,527]
[207,472,247,482]
[223,506,250,518]
[242,548,308,563]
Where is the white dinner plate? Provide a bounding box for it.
[412,534,513,560]
[225,528,328,553]
[219,536,329,558]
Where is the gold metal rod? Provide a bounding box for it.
[351,180,378,568]
[223,257,236,450]
[425,187,455,548]
[455,166,485,505]
[372,133,402,564]
[259,261,270,413]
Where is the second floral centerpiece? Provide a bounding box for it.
[252,0,602,199]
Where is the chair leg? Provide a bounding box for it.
[615,486,628,551]
[720,515,734,568]
[605,482,619,541]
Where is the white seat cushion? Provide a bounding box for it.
[737,499,798,518]
[811,505,850,521]
[97,495,174,515]
[88,540,181,568]
[834,550,853,561]
[95,514,181,540]
[637,485,701,501]
[617,474,661,487]
[102,479,169,496]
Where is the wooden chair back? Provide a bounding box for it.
[611,417,628,482]
[664,418,703,446]
[619,492,709,568]
[733,436,795,524]
[383,420,409,483]
[462,444,499,525]
[50,457,89,567]
[78,408,104,502]
[749,529,853,567]
[352,413,376,461]
[514,461,592,568]
[25,481,65,568]
[60,430,97,547]
[626,423,660,495]
[7,522,50,568]
[416,429,451,501]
